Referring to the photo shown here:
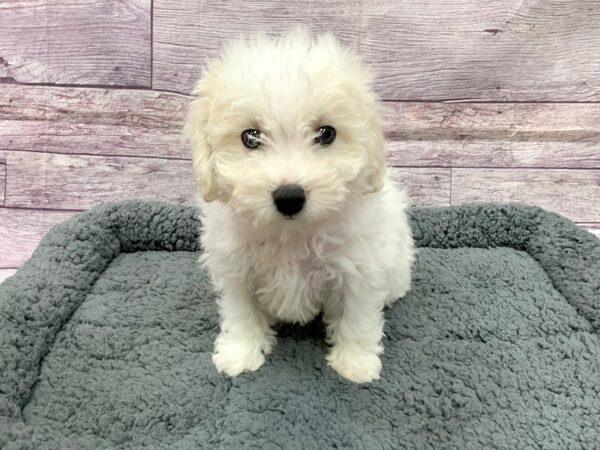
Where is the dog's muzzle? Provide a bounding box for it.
[273,184,305,217]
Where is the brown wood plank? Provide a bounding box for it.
[452,169,600,222]
[153,0,600,100]
[3,85,598,169]
[0,208,76,267]
[0,85,188,158]
[384,102,600,168]
[0,269,17,283]
[389,168,451,207]
[0,0,151,86]
[4,151,197,210]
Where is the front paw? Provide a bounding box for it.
[327,345,382,384]
[212,333,275,377]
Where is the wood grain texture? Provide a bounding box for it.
[0,208,76,267]
[384,102,600,168]
[153,0,361,93]
[153,0,600,100]
[361,0,600,100]
[0,162,5,205]
[0,85,188,158]
[390,168,451,207]
[3,85,599,170]
[4,151,197,210]
[452,169,600,222]
[2,1,600,271]
[0,0,151,86]
[0,269,17,283]
[2,150,451,211]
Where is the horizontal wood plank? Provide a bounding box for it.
[387,140,600,169]
[4,151,197,210]
[0,269,17,283]
[0,166,448,269]
[3,85,598,169]
[384,102,600,168]
[390,168,451,207]
[153,0,600,100]
[0,85,189,158]
[0,208,76,267]
[0,0,151,86]
[3,150,449,211]
[361,0,600,100]
[153,0,361,94]
[452,169,600,222]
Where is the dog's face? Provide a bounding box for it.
[185,30,385,230]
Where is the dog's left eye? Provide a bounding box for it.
[241,129,262,149]
[314,126,336,146]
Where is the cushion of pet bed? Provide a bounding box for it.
[0,201,599,449]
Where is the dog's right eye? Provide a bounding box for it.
[241,129,262,149]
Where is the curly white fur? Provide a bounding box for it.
[185,28,414,383]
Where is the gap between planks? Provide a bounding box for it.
[3,80,600,104]
[4,84,600,111]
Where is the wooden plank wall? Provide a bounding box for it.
[1,0,599,273]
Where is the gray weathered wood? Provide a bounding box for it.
[0,0,151,86]
[387,140,600,169]
[0,207,76,267]
[390,168,451,207]
[0,166,448,269]
[452,169,600,222]
[153,0,361,94]
[3,151,197,210]
[384,102,600,168]
[153,0,600,100]
[0,269,17,283]
[361,0,600,100]
[2,1,599,271]
[3,85,598,169]
[0,85,189,158]
[3,151,450,210]
[0,162,5,205]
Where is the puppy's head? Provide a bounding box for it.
[185,28,385,229]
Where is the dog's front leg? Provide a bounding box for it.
[324,284,385,383]
[212,281,276,377]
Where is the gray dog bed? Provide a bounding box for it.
[1,201,599,449]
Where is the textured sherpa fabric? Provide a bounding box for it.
[1,201,599,450]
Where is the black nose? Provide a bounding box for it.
[273,185,305,217]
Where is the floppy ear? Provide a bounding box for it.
[364,113,386,193]
[184,95,218,202]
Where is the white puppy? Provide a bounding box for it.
[185,29,414,383]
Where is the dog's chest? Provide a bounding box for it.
[248,241,342,324]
